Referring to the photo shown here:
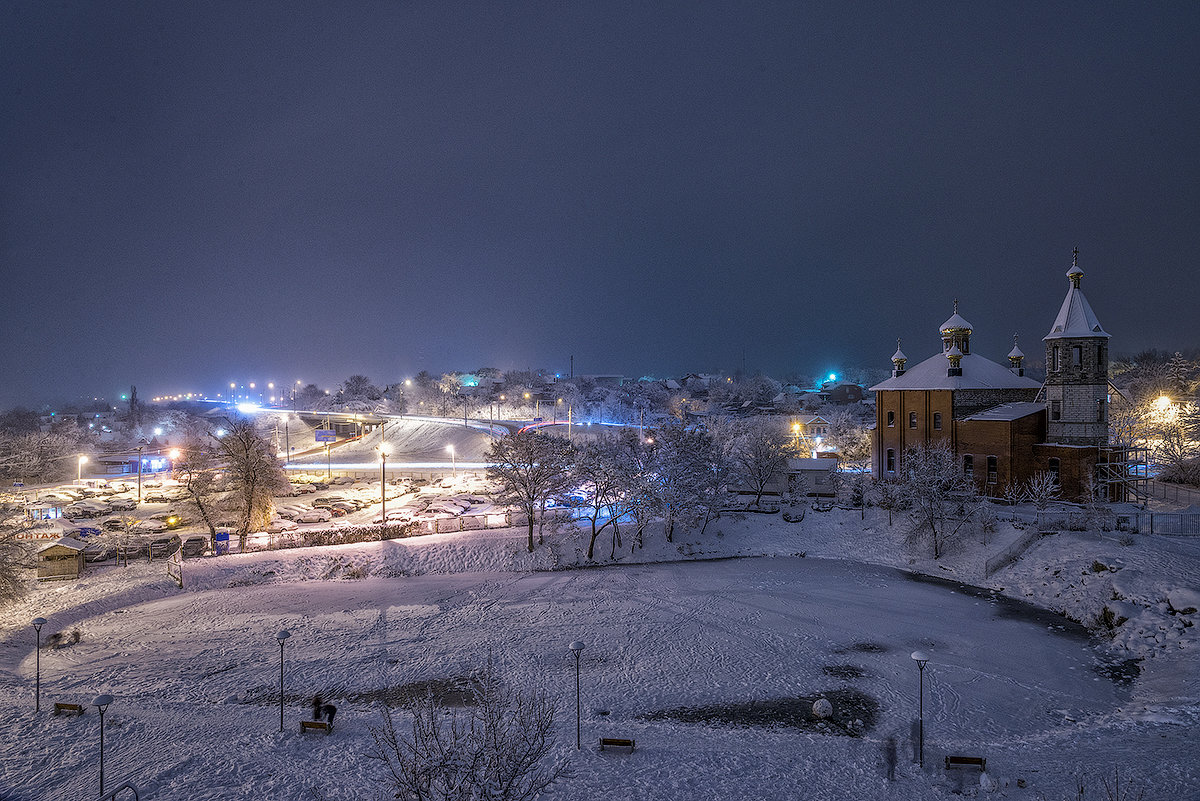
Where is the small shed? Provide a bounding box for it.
[786,458,839,497]
[37,537,88,581]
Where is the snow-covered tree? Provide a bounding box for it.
[0,515,32,603]
[217,418,288,550]
[895,443,977,559]
[369,659,567,801]
[651,423,719,541]
[172,429,224,550]
[729,420,789,508]
[486,431,574,552]
[574,437,634,560]
[1024,471,1061,511]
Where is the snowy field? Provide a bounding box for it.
[2,506,1198,800]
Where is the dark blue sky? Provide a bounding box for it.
[3,2,1198,407]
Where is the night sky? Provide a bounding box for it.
[3,2,1198,408]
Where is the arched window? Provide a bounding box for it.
[886,449,895,474]
[887,411,895,427]
[933,412,942,431]
[909,412,917,429]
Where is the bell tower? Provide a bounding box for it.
[1043,249,1110,445]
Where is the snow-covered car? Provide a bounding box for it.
[330,501,359,514]
[328,506,347,518]
[372,509,413,524]
[266,518,298,533]
[132,519,168,534]
[291,483,317,494]
[143,491,182,503]
[298,508,332,524]
[102,517,128,531]
[108,497,138,511]
[329,476,355,485]
[65,502,108,518]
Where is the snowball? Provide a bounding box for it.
[812,697,833,719]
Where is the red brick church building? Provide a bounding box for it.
[871,255,1138,502]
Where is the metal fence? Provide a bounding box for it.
[984,527,1042,577]
[1037,510,1200,537]
[1145,480,1200,508]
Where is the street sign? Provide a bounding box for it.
[315,430,336,443]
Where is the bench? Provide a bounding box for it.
[301,720,332,735]
[945,755,986,771]
[53,702,84,716]
[599,737,635,752]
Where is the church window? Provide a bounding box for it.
[1072,346,1082,367]
[886,449,895,474]
[909,412,917,429]
[933,412,942,430]
[887,411,894,427]
[963,454,973,480]
[986,456,997,484]
[1051,400,1061,421]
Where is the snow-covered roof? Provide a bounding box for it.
[940,311,973,331]
[962,402,1045,422]
[786,457,837,471]
[1044,283,1109,340]
[1008,342,1025,359]
[39,537,88,553]
[870,352,1042,392]
[892,345,907,362]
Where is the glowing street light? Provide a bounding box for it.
[77,456,88,482]
[379,444,391,525]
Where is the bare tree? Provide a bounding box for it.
[369,660,568,801]
[895,443,977,559]
[1025,471,1061,511]
[217,418,288,551]
[651,423,717,541]
[486,431,574,552]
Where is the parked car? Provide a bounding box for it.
[328,507,347,518]
[109,497,138,511]
[291,483,316,494]
[132,519,168,534]
[102,517,128,531]
[266,517,298,533]
[298,508,332,523]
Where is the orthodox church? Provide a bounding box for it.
[870,252,1140,502]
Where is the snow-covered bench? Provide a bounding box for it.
[53,702,84,716]
[599,737,634,752]
[301,720,332,735]
[945,755,985,771]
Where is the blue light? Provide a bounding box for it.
[828,373,837,382]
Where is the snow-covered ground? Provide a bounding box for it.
[1,503,1197,800]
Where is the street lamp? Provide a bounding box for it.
[92,694,113,795]
[379,444,391,525]
[911,650,930,767]
[77,456,88,482]
[276,630,291,732]
[446,445,456,476]
[568,641,584,749]
[32,617,46,712]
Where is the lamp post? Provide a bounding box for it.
[568,641,584,749]
[379,445,390,525]
[92,694,113,794]
[446,445,455,476]
[911,650,929,767]
[32,617,46,712]
[77,455,88,482]
[277,630,291,732]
